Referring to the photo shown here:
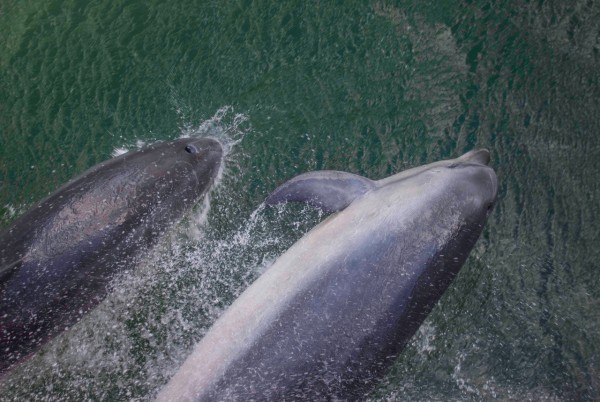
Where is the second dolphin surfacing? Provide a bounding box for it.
[0,138,223,375]
[157,149,498,401]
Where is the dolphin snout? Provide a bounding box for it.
[458,149,490,165]
[197,138,223,155]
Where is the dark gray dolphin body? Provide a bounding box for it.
[0,137,223,374]
[157,149,497,401]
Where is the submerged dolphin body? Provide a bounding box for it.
[157,149,497,401]
[0,138,223,374]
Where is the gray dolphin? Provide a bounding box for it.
[156,149,497,401]
[0,137,223,374]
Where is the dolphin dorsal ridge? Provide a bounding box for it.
[264,170,376,213]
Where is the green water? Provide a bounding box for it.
[1,0,598,400]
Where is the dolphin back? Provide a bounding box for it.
[157,149,497,401]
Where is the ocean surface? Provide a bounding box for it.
[1,0,598,400]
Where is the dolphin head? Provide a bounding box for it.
[444,150,498,224]
[372,148,497,229]
[179,137,224,185]
[448,149,498,220]
[127,137,224,210]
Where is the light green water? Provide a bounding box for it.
[0,0,598,400]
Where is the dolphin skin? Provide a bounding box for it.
[0,137,223,374]
[157,149,497,401]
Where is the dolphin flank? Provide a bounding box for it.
[157,149,497,401]
[0,137,223,374]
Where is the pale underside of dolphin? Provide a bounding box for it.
[157,149,497,401]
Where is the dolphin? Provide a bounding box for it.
[0,137,223,374]
[156,149,497,401]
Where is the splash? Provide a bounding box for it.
[110,106,249,160]
[415,321,437,355]
[0,110,322,401]
[178,106,249,155]
[179,106,251,240]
